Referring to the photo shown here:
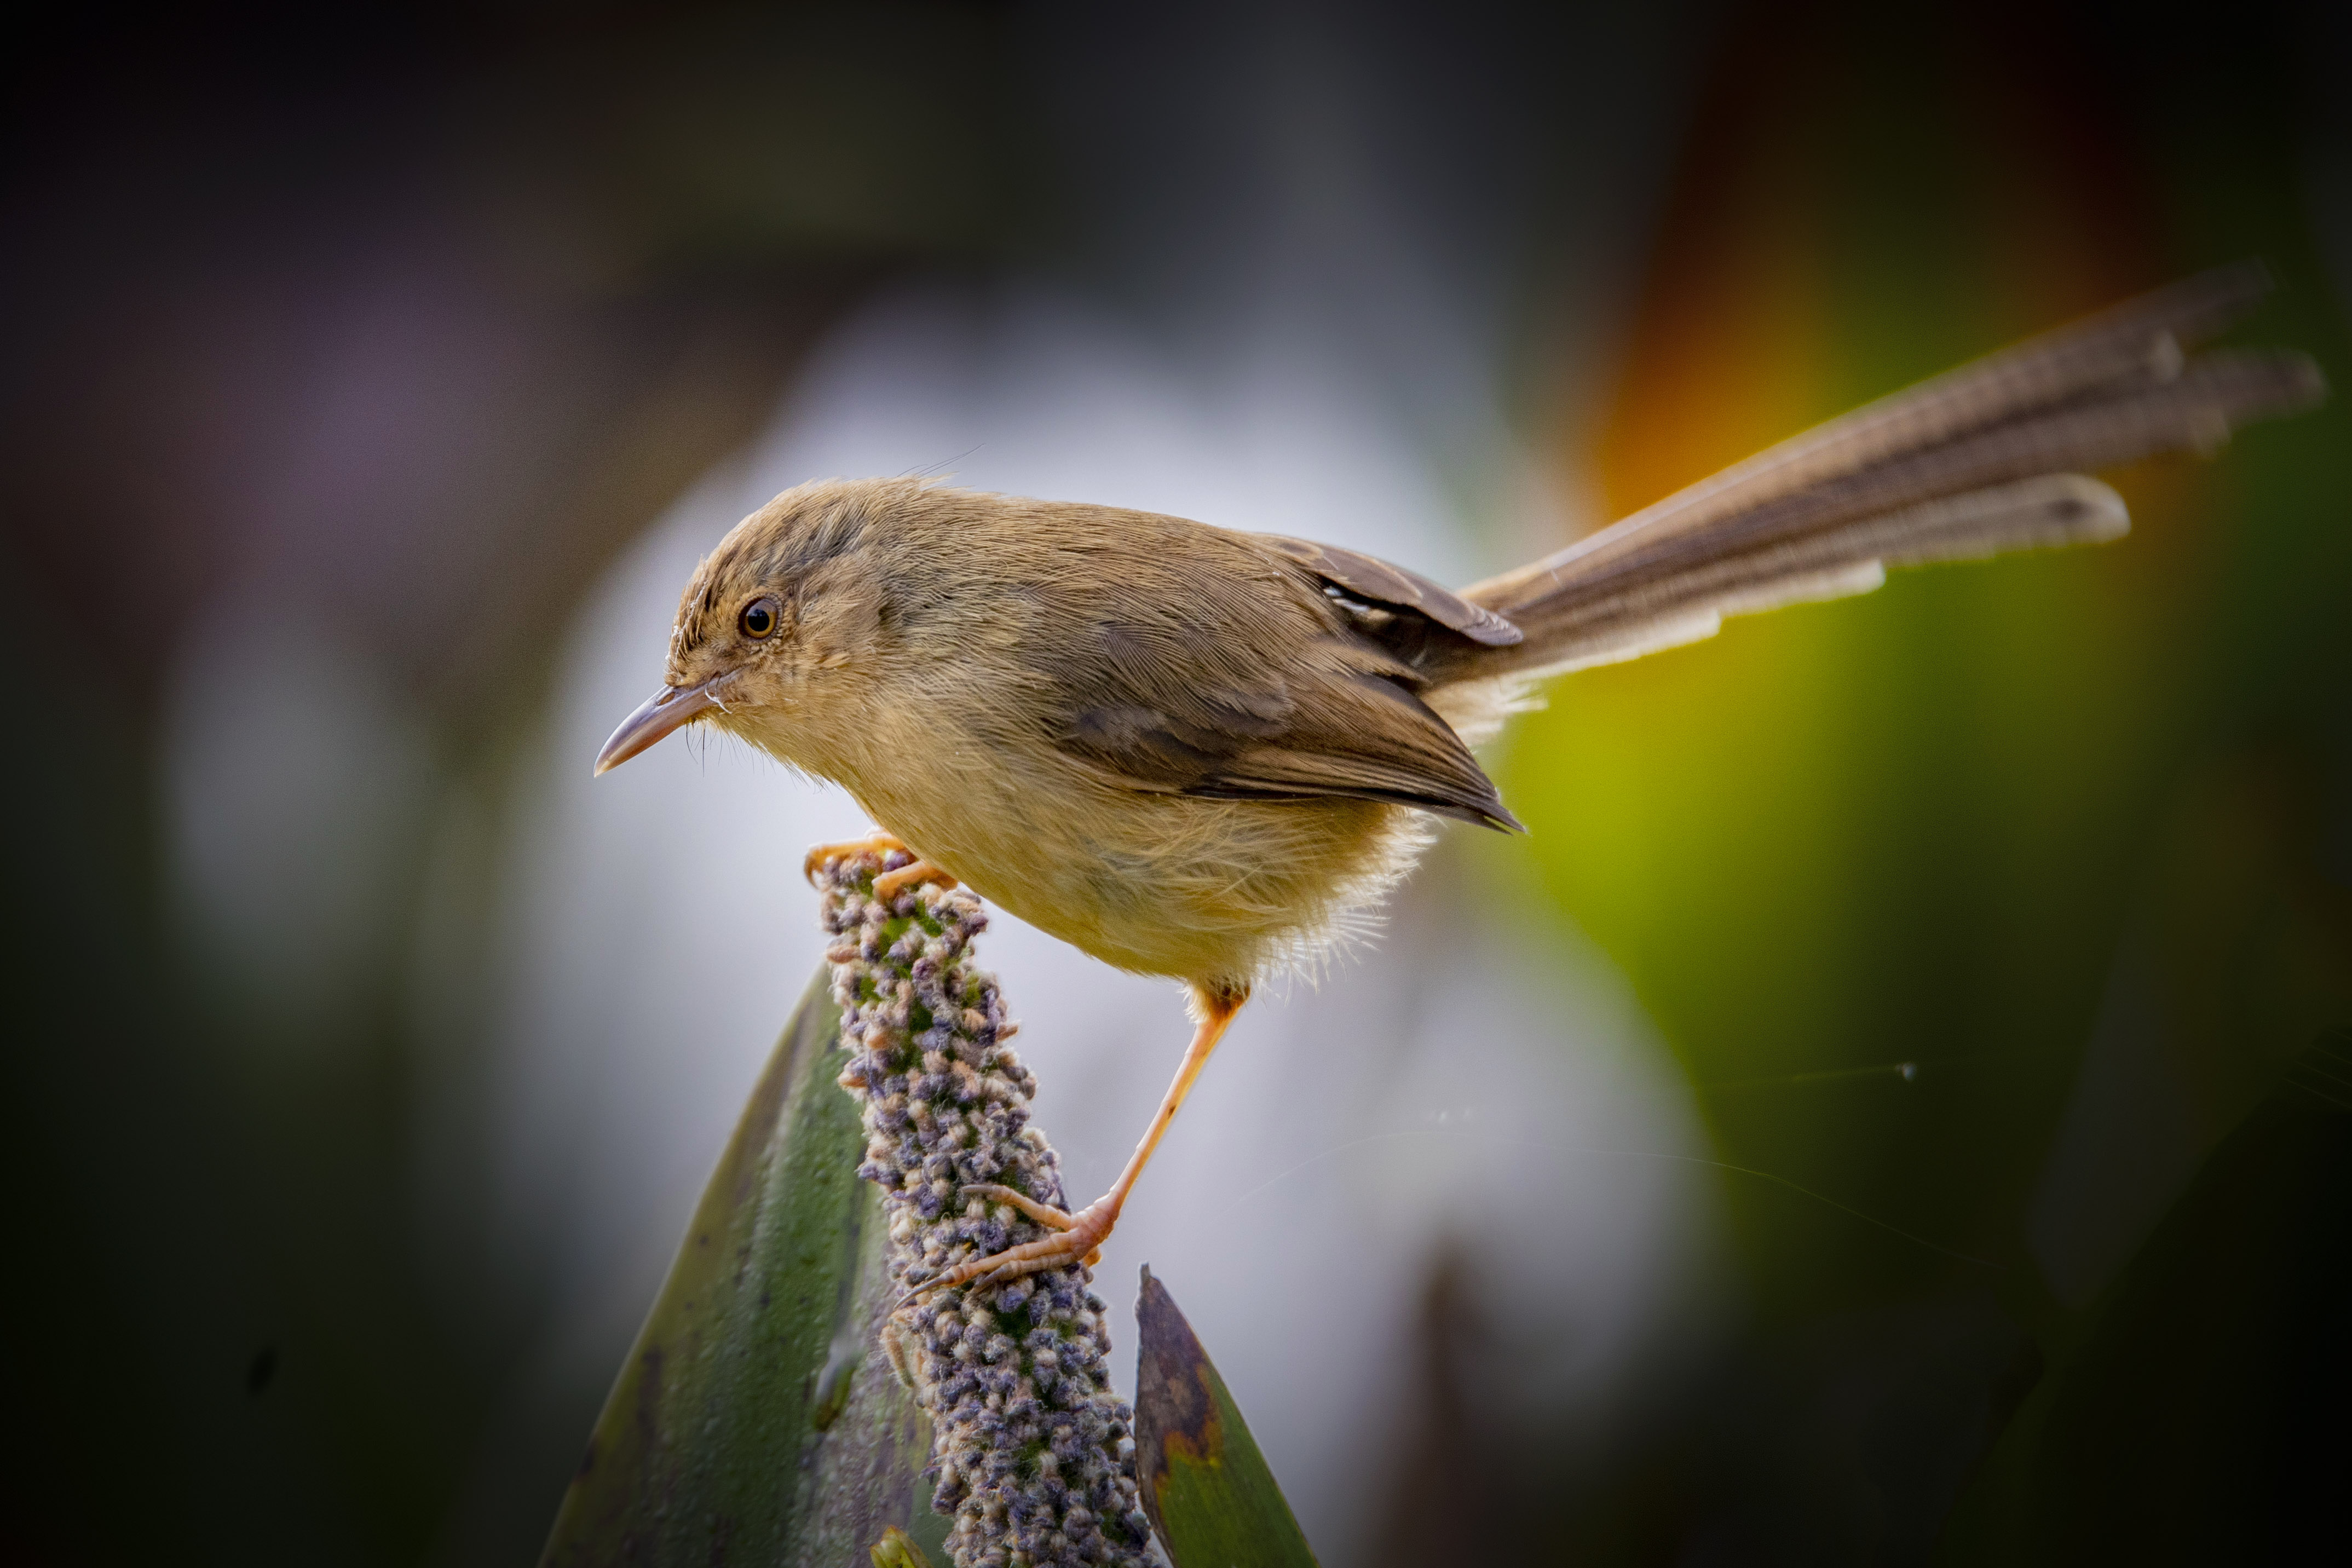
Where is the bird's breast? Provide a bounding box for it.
[844,748,1427,988]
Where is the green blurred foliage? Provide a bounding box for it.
[1442,0,2351,1558]
[1495,0,2351,1321]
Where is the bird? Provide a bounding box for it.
[593,264,2321,1301]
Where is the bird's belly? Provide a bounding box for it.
[853,771,1427,987]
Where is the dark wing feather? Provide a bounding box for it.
[1258,535,1523,645]
[1171,665,1524,830]
[1039,531,1519,830]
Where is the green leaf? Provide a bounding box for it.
[867,1525,937,1568]
[1133,1266,1319,1567]
[539,971,952,1567]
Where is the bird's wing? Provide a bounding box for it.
[1036,535,1520,831]
[1255,535,1523,645]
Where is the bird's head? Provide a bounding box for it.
[593,477,913,777]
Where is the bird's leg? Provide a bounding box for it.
[900,982,1246,1307]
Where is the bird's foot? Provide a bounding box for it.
[805,833,904,884]
[895,1184,1113,1310]
[802,834,960,902]
[803,833,904,884]
[873,858,958,903]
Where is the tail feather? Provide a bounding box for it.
[1524,475,2125,674]
[1456,267,2325,683]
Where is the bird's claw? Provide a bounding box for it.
[891,1192,1114,1314]
[958,1182,1079,1230]
[873,859,958,903]
[800,834,959,902]
[802,833,907,886]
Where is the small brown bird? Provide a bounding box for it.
[595,266,2320,1299]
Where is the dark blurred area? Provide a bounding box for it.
[2,2,2345,1564]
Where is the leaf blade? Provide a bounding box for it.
[539,970,947,1567]
[1133,1266,1319,1567]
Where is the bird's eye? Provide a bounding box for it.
[739,597,780,639]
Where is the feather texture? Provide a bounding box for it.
[1454,267,2323,683]
[631,266,2322,990]
[1255,534,1523,645]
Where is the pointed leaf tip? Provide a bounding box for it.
[1133,1269,1320,1567]
[538,973,936,1566]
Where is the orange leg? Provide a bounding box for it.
[898,983,1247,1308]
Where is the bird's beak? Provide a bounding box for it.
[593,677,727,775]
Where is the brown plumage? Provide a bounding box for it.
[593,265,2323,1300]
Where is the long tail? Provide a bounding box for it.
[1453,264,2325,682]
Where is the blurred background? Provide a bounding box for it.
[3,1,2347,1563]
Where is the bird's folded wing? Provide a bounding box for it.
[1044,612,1519,831]
[1255,535,1522,645]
